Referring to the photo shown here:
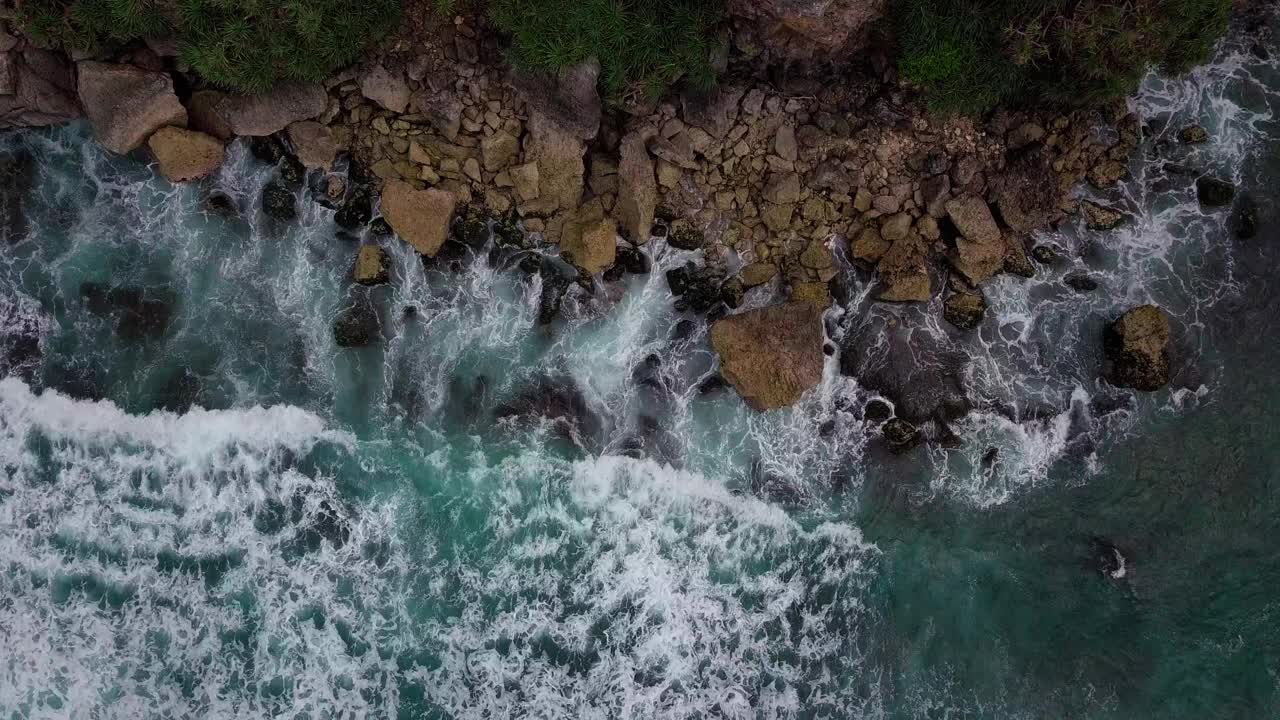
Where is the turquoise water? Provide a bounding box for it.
[1,20,1278,719]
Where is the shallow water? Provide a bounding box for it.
[1,17,1279,720]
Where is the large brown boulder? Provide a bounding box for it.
[560,218,617,275]
[1104,305,1171,391]
[945,196,1005,284]
[876,234,932,302]
[513,59,601,142]
[711,301,826,411]
[525,111,586,214]
[286,120,340,170]
[148,127,225,182]
[380,180,457,257]
[0,48,81,129]
[991,145,1061,234]
[76,61,186,154]
[727,0,888,61]
[215,82,326,137]
[616,127,657,243]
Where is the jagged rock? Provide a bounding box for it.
[1179,125,1209,144]
[799,239,833,270]
[1104,305,1171,391]
[333,294,380,347]
[710,301,825,411]
[920,173,950,218]
[1088,159,1128,189]
[1031,245,1058,264]
[336,190,373,230]
[720,277,745,308]
[261,182,296,220]
[615,244,651,275]
[185,90,233,140]
[668,219,704,250]
[726,0,888,60]
[876,235,932,302]
[808,160,851,192]
[148,126,224,182]
[851,226,891,264]
[514,59,601,141]
[0,49,81,129]
[992,145,1059,234]
[943,292,985,330]
[740,262,778,287]
[353,245,388,285]
[774,124,798,162]
[864,399,891,422]
[880,212,912,242]
[509,162,540,202]
[1082,200,1128,230]
[647,133,698,170]
[76,61,186,154]
[763,172,801,205]
[481,131,520,172]
[617,128,657,243]
[1196,176,1234,207]
[410,89,463,140]
[216,82,326,136]
[1065,273,1099,292]
[1003,238,1036,278]
[791,281,831,308]
[359,64,410,113]
[681,85,743,140]
[883,417,920,453]
[525,111,585,214]
[287,121,340,170]
[1006,122,1045,150]
[381,179,457,257]
[945,196,1004,283]
[561,218,616,275]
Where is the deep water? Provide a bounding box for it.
[1,19,1279,720]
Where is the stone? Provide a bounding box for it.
[853,188,873,212]
[1196,176,1235,207]
[354,245,388,285]
[992,145,1059,234]
[359,64,410,113]
[668,220,704,250]
[647,133,698,170]
[185,89,233,140]
[561,218,617,275]
[763,172,801,205]
[851,226,890,264]
[791,282,831,308]
[76,61,186,154]
[656,160,682,188]
[0,49,81,130]
[920,173,950,218]
[943,292,985,330]
[872,194,901,214]
[252,135,286,166]
[876,235,931,302]
[774,125,798,162]
[380,179,457,257]
[945,196,1004,284]
[1065,273,1099,292]
[261,181,296,220]
[1003,239,1036,278]
[216,82,326,136]
[740,262,778,287]
[513,59,601,141]
[509,161,540,202]
[333,294,380,348]
[411,90,463,140]
[1088,159,1128,189]
[148,127,224,182]
[760,202,795,232]
[1082,200,1128,230]
[1006,122,1045,150]
[525,111,585,213]
[1179,125,1209,144]
[617,128,658,243]
[681,85,744,140]
[879,212,912,242]
[286,121,340,170]
[883,417,919,454]
[481,131,520,172]
[1031,245,1058,264]
[1104,305,1171,391]
[710,301,825,411]
[726,0,889,61]
[1233,194,1258,240]
[799,239,832,270]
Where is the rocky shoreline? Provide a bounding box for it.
[0,6,1241,433]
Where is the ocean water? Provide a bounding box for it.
[1,18,1278,720]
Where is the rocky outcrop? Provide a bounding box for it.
[990,145,1060,234]
[147,127,225,182]
[76,61,186,154]
[943,291,985,330]
[876,234,931,302]
[945,196,1005,284]
[560,218,616,275]
[710,301,825,411]
[1082,200,1127,230]
[185,90,233,140]
[524,111,586,215]
[215,82,326,136]
[359,64,410,113]
[727,0,888,61]
[0,48,81,129]
[353,245,388,285]
[380,179,457,257]
[616,128,657,243]
[1196,176,1235,207]
[1104,305,1171,391]
[514,59,601,142]
[286,121,341,170]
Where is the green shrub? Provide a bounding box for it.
[16,0,399,93]
[483,0,723,102]
[895,0,1232,114]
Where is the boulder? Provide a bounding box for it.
[616,128,658,243]
[509,162,540,202]
[261,182,296,220]
[876,235,931,302]
[0,49,81,129]
[945,196,1005,283]
[380,180,457,257]
[681,85,744,140]
[1064,273,1099,292]
[513,59,601,141]
[353,245,388,285]
[883,417,920,454]
[710,301,825,411]
[850,226,890,264]
[286,121,341,170]
[215,82,326,136]
[763,172,801,204]
[148,127,225,182]
[1082,200,1128,230]
[1088,159,1128,189]
[1104,305,1171,391]
[943,292,985,330]
[561,218,617,275]
[1196,176,1234,207]
[76,61,186,154]
[359,64,410,113]
[726,0,888,60]
[991,145,1059,234]
[185,90,234,141]
[480,130,520,172]
[333,294,380,347]
[525,111,586,214]
[1179,125,1209,144]
[740,262,778,287]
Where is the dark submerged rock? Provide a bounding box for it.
[261,182,297,221]
[493,374,602,451]
[80,282,175,341]
[249,135,286,164]
[335,190,373,230]
[1233,194,1258,239]
[943,292,985,330]
[1104,304,1171,391]
[883,417,920,454]
[1065,273,1099,292]
[1195,176,1235,208]
[333,293,381,347]
[863,399,892,422]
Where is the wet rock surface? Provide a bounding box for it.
[1104,305,1171,391]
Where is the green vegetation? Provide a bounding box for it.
[482,0,723,102]
[17,0,399,93]
[895,0,1232,114]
